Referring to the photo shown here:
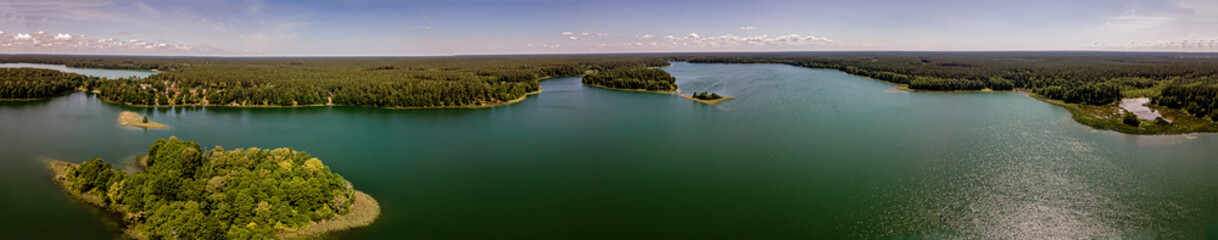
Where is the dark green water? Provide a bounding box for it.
[2,62,1217,239]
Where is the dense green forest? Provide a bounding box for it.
[0,68,100,99]
[1155,78,1218,121]
[2,55,670,107]
[581,67,677,92]
[53,137,372,239]
[676,52,1218,106]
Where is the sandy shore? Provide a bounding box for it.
[679,94,735,105]
[117,111,168,129]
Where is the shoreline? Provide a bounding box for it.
[1023,91,1218,135]
[584,83,678,94]
[386,89,542,109]
[46,159,381,239]
[117,111,168,129]
[679,94,735,105]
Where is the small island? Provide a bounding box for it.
[118,111,168,129]
[48,137,380,239]
[680,91,734,105]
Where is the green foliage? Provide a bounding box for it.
[0,55,670,107]
[142,116,149,123]
[1032,83,1121,105]
[1123,112,1140,127]
[909,77,985,90]
[61,137,356,239]
[581,67,677,91]
[65,158,127,204]
[692,92,724,100]
[677,52,1218,106]
[1155,78,1218,121]
[0,68,101,99]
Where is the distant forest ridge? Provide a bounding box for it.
[3,52,1218,121]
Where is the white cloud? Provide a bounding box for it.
[527,30,857,53]
[561,32,574,35]
[0,31,220,54]
[581,32,589,36]
[595,32,607,37]
[1095,0,1218,44]
[739,26,756,30]
[1090,37,1218,50]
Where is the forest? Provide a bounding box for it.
[2,55,670,107]
[52,137,373,239]
[677,52,1218,107]
[0,68,101,99]
[581,67,677,92]
[1155,77,1218,121]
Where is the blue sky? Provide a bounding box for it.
[1,0,1216,55]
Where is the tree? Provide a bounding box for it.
[142,116,149,123]
[1123,112,1140,127]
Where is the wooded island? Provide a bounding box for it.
[48,137,379,239]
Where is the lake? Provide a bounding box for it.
[1,62,1216,239]
[0,63,155,79]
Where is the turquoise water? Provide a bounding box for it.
[0,63,155,79]
[1,62,1216,239]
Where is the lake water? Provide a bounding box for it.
[0,63,155,79]
[2,62,1217,239]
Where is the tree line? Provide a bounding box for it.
[581,67,677,91]
[6,55,673,107]
[0,68,101,99]
[677,52,1218,107]
[1155,78,1218,121]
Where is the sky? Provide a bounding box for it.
[1,0,1217,56]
